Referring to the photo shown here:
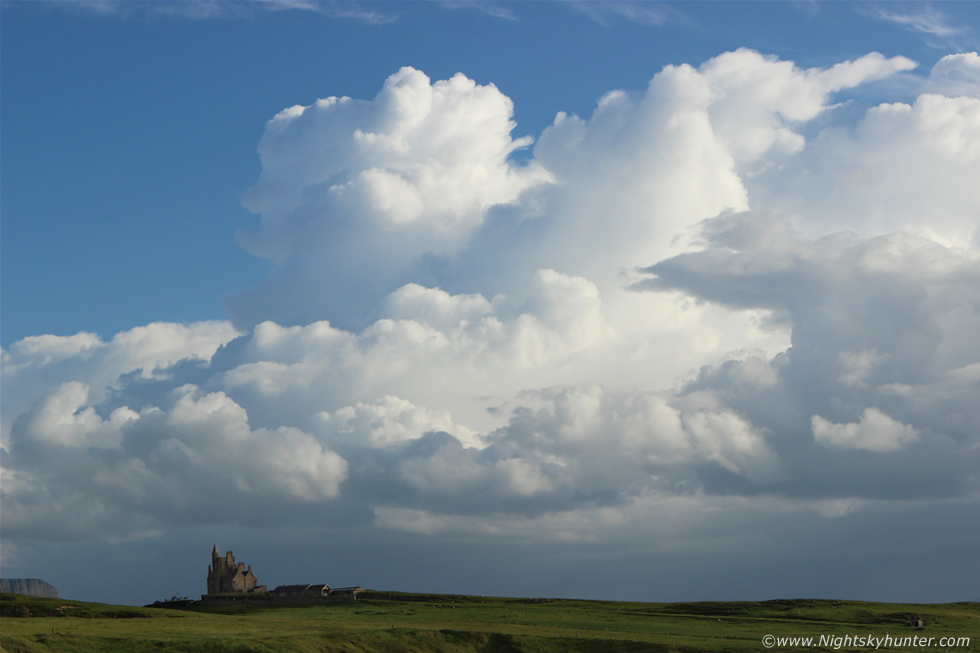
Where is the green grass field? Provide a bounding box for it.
[1,591,976,653]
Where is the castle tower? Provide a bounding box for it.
[207,544,221,594]
[207,545,264,595]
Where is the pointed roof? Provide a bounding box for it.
[212,544,219,556]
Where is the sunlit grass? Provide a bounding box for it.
[1,592,976,652]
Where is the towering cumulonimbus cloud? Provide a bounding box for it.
[2,49,979,560]
[226,50,921,333]
[227,66,552,332]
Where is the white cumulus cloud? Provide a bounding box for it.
[3,383,347,541]
[812,408,919,452]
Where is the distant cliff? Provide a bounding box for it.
[0,578,59,598]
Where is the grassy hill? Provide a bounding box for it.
[1,591,976,652]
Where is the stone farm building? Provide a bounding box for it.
[273,583,331,598]
[271,584,364,599]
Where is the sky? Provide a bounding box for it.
[1,0,979,607]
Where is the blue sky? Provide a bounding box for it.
[2,1,979,606]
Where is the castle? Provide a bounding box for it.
[207,545,267,595]
[205,546,362,601]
